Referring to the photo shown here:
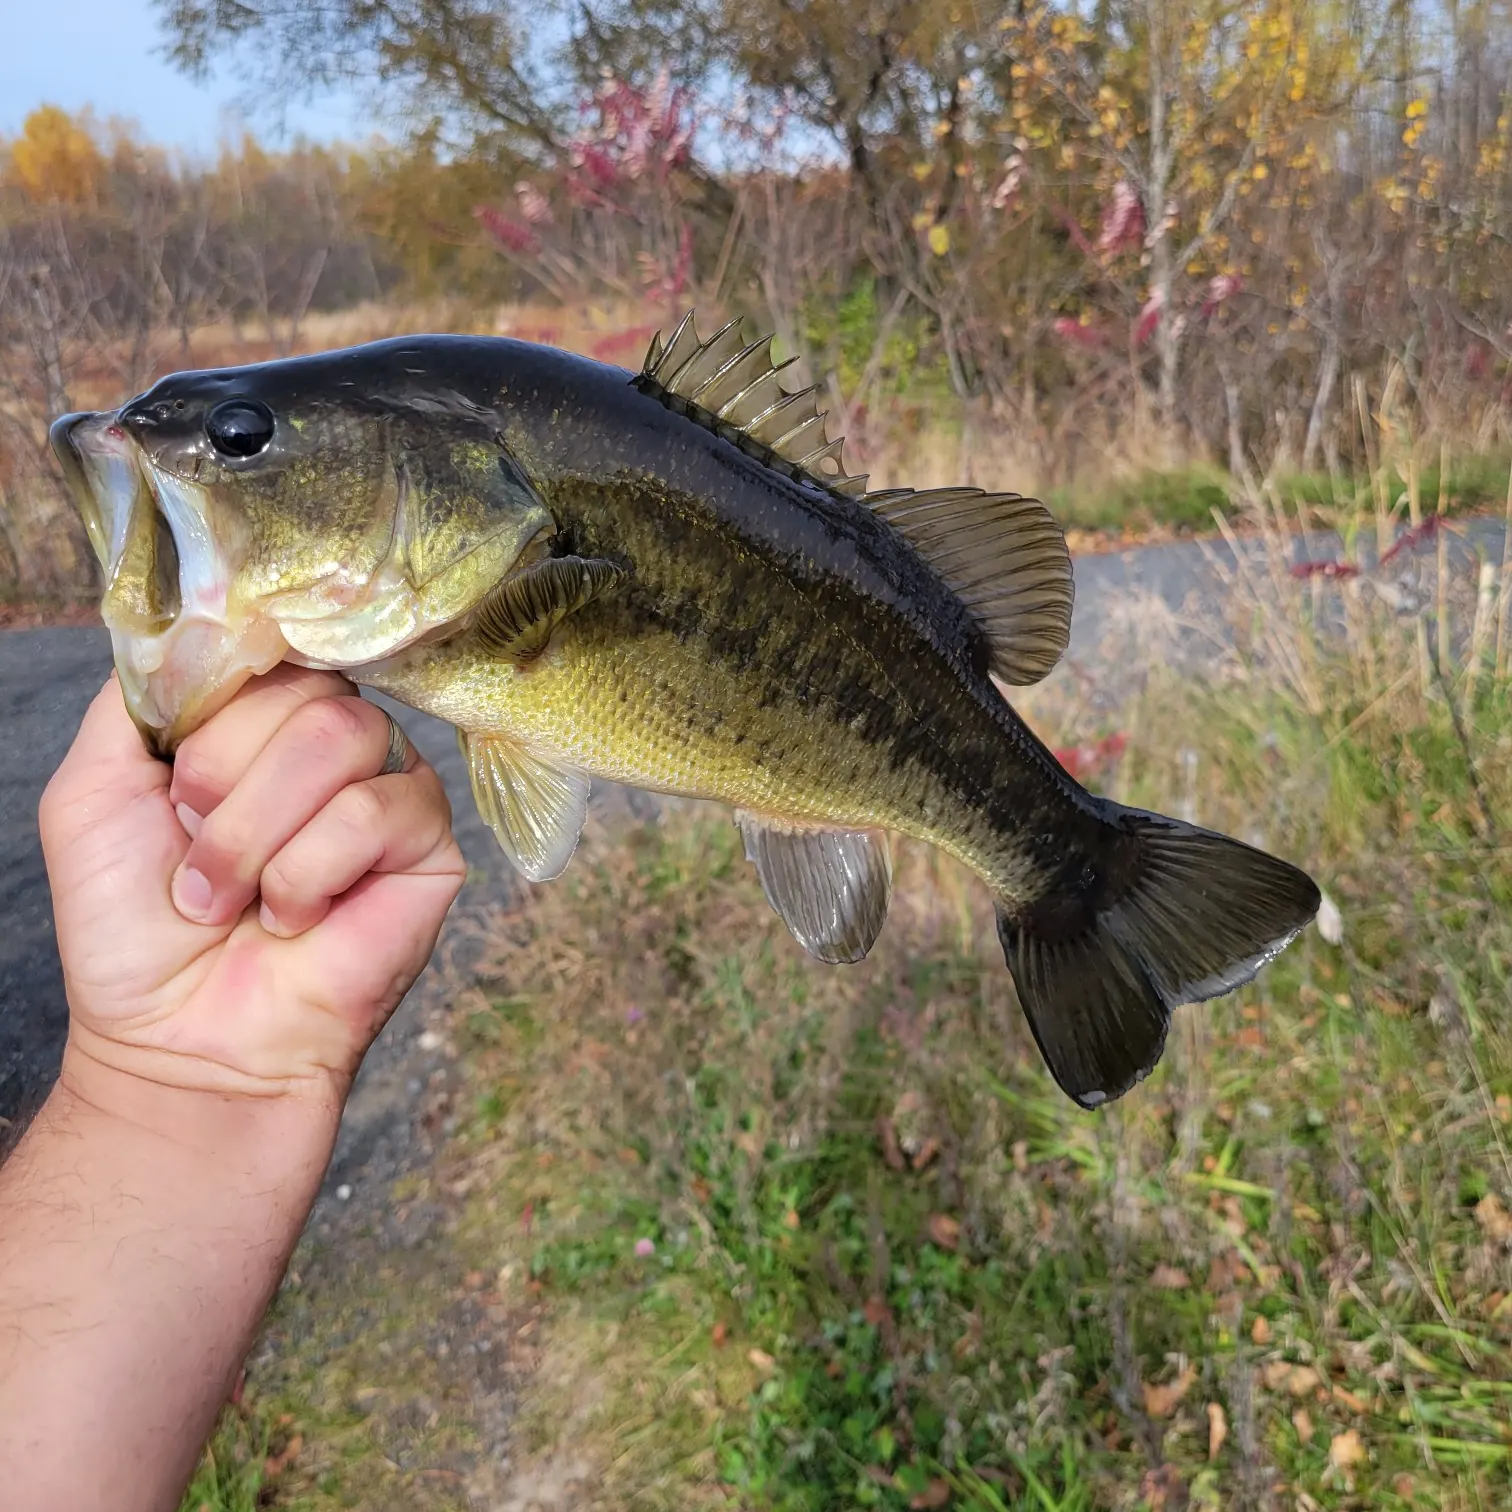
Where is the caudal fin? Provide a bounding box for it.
[996,804,1320,1108]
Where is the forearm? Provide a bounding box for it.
[0,1047,340,1512]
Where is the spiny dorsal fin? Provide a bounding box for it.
[637,311,869,495]
[471,555,627,662]
[866,487,1074,685]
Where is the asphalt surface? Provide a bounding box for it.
[2,519,1505,1129]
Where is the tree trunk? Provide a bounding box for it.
[1303,331,1341,473]
[1144,0,1179,441]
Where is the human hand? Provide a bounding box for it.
[40,667,466,1111]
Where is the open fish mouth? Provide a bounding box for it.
[49,411,290,755]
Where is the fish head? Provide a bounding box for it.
[51,348,556,754]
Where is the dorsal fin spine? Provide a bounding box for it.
[693,335,772,408]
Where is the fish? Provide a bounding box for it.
[50,311,1321,1107]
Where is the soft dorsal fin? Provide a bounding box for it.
[460,729,589,881]
[865,487,1074,685]
[471,555,626,661]
[638,311,869,495]
[735,812,892,964]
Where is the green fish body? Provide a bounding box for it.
[51,314,1320,1105]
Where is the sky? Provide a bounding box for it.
[0,0,367,149]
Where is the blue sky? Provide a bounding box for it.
[1,0,366,148]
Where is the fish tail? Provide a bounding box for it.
[994,802,1320,1108]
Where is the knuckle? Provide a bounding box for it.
[292,694,377,755]
[192,808,258,878]
[260,850,310,908]
[37,773,68,842]
[168,738,227,810]
[338,780,389,836]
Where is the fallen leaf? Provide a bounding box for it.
[263,1434,303,1478]
[1330,1384,1370,1413]
[911,1136,941,1170]
[1206,1249,1249,1292]
[1328,1428,1365,1470]
[926,1213,961,1250]
[1392,1473,1415,1498]
[1251,1316,1272,1345]
[1011,1139,1029,1173]
[863,1294,892,1327]
[910,1479,951,1508]
[1288,1365,1322,1397]
[711,1321,728,1347]
[1261,1360,1293,1391]
[1476,1194,1512,1245]
[1151,1264,1191,1290]
[1137,1464,1187,1511]
[1143,1362,1198,1418]
[877,1117,906,1171]
[1293,1408,1314,1443]
[747,1348,776,1374]
[1207,1401,1228,1461]
[782,1209,800,1230]
[1236,1026,1266,1049]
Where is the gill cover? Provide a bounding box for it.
[51,371,557,752]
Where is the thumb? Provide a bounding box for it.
[41,676,170,843]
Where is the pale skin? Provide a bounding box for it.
[0,666,466,1512]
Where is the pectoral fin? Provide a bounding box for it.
[461,730,590,881]
[735,813,892,964]
[472,555,627,661]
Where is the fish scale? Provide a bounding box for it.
[51,310,1321,1108]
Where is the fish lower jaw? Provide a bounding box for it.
[108,613,290,751]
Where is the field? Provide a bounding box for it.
[172,483,1512,1511]
[7,300,1512,616]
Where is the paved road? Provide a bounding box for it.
[3,519,1505,1127]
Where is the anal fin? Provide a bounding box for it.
[461,730,589,881]
[735,813,892,964]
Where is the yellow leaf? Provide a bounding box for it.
[1207,1401,1228,1460]
[928,224,952,257]
[1143,1362,1198,1418]
[1328,1428,1366,1470]
[1476,1194,1512,1244]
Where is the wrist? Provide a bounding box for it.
[53,1039,343,1199]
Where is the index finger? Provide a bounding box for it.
[168,665,358,822]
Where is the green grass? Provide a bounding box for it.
[186,540,1512,1510]
[1046,451,1512,536]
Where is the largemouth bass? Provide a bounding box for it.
[50,313,1320,1107]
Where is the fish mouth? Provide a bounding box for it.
[51,411,289,756]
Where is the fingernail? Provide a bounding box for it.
[175,803,203,839]
[259,901,288,938]
[172,866,213,920]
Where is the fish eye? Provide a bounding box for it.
[205,399,276,459]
